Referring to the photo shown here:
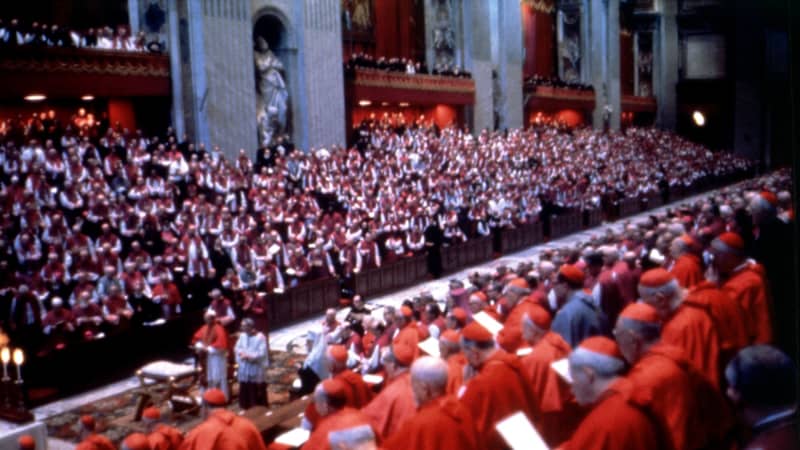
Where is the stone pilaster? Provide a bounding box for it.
[201,0,258,157]
[606,0,620,130]
[301,0,346,150]
[468,0,493,132]
[590,0,608,129]
[656,0,678,130]
[166,0,184,137]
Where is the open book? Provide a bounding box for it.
[417,336,441,358]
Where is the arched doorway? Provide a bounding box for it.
[253,11,295,147]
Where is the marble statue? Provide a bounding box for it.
[255,36,289,147]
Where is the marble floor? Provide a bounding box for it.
[1,187,722,448]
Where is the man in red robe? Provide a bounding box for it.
[181,388,267,450]
[614,303,734,450]
[383,356,478,450]
[668,234,704,289]
[459,321,536,449]
[362,342,418,439]
[305,379,376,450]
[520,305,583,446]
[327,344,374,407]
[560,336,664,450]
[431,329,464,394]
[191,311,230,398]
[638,268,721,387]
[711,232,773,345]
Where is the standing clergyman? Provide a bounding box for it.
[235,318,270,409]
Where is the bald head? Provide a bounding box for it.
[410,356,449,407]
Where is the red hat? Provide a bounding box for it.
[713,232,745,253]
[619,302,661,324]
[18,435,35,450]
[329,344,348,363]
[80,414,96,430]
[760,191,778,206]
[508,277,529,289]
[679,234,702,252]
[638,268,675,288]
[321,379,348,401]
[558,264,585,285]
[462,321,493,343]
[400,305,414,318]
[451,307,468,325]
[202,388,227,406]
[440,329,461,344]
[497,327,523,353]
[393,342,416,366]
[122,433,150,450]
[142,406,161,421]
[524,305,552,330]
[577,336,624,360]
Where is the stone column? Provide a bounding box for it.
[500,0,524,129]
[589,0,608,129]
[128,0,141,34]
[185,0,210,146]
[469,0,493,132]
[655,0,678,130]
[302,0,346,149]
[588,0,620,130]
[606,0,620,130]
[166,0,184,138]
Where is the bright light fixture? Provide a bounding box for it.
[692,110,705,127]
[398,102,410,107]
[81,95,95,101]
[358,100,372,107]
[381,102,389,106]
[24,94,46,102]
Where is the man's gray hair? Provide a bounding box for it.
[328,425,376,448]
[410,356,448,393]
[569,348,626,378]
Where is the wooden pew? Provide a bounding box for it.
[244,395,312,445]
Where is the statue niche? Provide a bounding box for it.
[254,36,289,147]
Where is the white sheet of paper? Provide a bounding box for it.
[495,411,549,450]
[417,336,441,358]
[516,347,533,356]
[472,311,504,336]
[550,358,573,384]
[362,374,384,385]
[274,428,310,447]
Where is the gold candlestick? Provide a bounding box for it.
[12,349,23,381]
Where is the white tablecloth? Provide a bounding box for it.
[0,420,48,450]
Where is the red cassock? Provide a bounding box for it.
[148,424,184,450]
[661,297,722,388]
[303,407,375,450]
[687,281,748,363]
[334,369,374,408]
[626,343,732,450]
[559,378,665,450]
[521,331,584,447]
[179,409,266,450]
[383,396,479,450]
[504,298,541,331]
[459,350,537,450]
[445,353,467,396]
[670,254,704,289]
[362,371,417,439]
[722,262,773,345]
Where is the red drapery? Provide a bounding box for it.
[620,32,635,96]
[374,0,415,59]
[522,4,555,78]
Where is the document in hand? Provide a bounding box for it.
[274,428,310,447]
[495,411,550,450]
[471,311,504,336]
[550,358,573,384]
[417,336,441,358]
